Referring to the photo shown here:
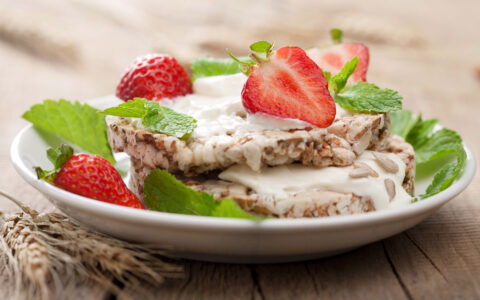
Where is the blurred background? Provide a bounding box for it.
[0,0,479,210]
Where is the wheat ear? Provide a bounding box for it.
[0,190,182,299]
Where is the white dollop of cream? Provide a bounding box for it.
[152,73,346,138]
[219,150,412,212]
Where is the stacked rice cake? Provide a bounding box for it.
[107,110,415,218]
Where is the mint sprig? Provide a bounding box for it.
[390,110,421,139]
[420,144,466,199]
[334,82,402,113]
[191,56,253,81]
[324,57,402,114]
[415,129,462,165]
[329,57,359,94]
[390,110,466,199]
[22,99,115,164]
[144,169,259,220]
[102,98,197,140]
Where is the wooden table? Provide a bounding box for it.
[1,0,479,298]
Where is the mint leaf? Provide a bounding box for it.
[415,129,462,165]
[144,169,259,220]
[22,99,115,164]
[103,98,197,140]
[191,57,253,81]
[323,70,332,83]
[102,97,159,118]
[390,110,420,139]
[144,170,217,216]
[390,110,462,165]
[250,41,272,53]
[420,144,466,199]
[390,111,440,150]
[334,82,402,113]
[390,110,467,200]
[329,57,358,94]
[212,198,260,220]
[331,28,343,44]
[406,118,438,149]
[142,107,197,140]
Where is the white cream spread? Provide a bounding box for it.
[219,150,412,212]
[147,73,350,138]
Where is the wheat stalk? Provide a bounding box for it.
[0,191,182,300]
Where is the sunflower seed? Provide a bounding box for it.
[384,178,396,201]
[373,152,399,173]
[349,162,379,178]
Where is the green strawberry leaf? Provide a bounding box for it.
[22,99,115,164]
[250,41,273,53]
[144,169,259,220]
[35,144,74,183]
[47,144,74,169]
[334,82,402,113]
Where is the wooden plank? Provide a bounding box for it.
[392,199,480,299]
[1,0,480,298]
[118,261,260,300]
[304,243,409,300]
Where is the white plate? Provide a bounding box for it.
[10,97,476,263]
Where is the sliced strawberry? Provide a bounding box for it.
[116,54,193,102]
[241,46,336,128]
[306,43,369,83]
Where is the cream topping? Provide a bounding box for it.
[152,73,350,138]
[218,150,412,212]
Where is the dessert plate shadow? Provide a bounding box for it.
[10,96,476,263]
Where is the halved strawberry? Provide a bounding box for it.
[306,43,369,83]
[241,46,336,128]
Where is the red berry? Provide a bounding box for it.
[307,43,369,83]
[242,46,336,128]
[116,54,193,102]
[54,154,145,209]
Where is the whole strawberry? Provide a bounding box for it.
[231,41,336,128]
[36,145,145,209]
[116,54,193,102]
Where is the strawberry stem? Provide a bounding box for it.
[331,28,343,44]
[250,53,268,65]
[226,41,275,76]
[227,49,255,76]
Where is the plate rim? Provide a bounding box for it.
[10,122,476,232]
